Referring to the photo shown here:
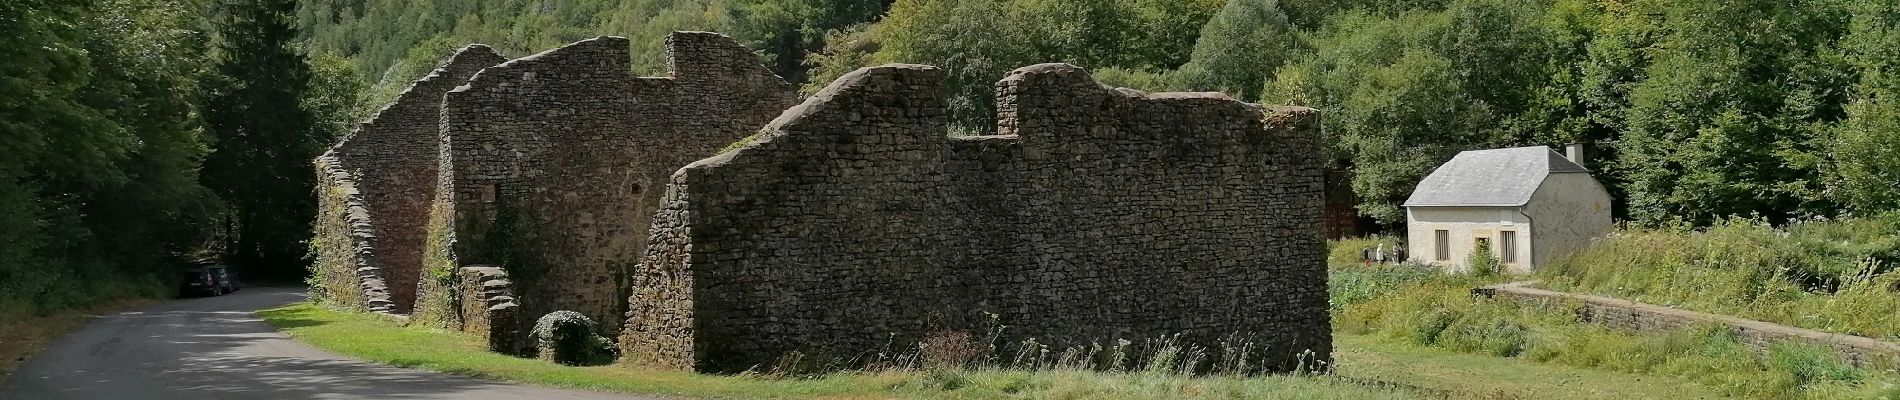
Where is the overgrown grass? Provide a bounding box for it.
[261,303,1432,399]
[1329,236,1406,267]
[1336,279,1900,399]
[263,301,1741,399]
[1538,216,1900,340]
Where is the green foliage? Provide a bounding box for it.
[1466,239,1500,277]
[202,0,333,281]
[1328,263,1436,311]
[1338,278,1900,399]
[805,0,1225,129]
[1266,0,1568,223]
[289,0,1900,228]
[1539,217,1900,340]
[532,310,617,366]
[726,0,887,83]
[1170,0,1298,101]
[307,52,369,134]
[1596,0,1853,226]
[266,302,1442,400]
[0,0,220,315]
[1831,0,1900,214]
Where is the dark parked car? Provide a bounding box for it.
[180,265,239,297]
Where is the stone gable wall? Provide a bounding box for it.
[312,45,506,313]
[421,33,795,337]
[622,63,1328,372]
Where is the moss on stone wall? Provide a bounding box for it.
[413,201,462,329]
[309,176,367,310]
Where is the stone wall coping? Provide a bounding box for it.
[1478,281,1900,358]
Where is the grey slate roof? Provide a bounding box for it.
[1403,146,1590,207]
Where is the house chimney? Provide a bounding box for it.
[1565,143,1585,167]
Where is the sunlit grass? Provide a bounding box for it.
[260,303,1434,399]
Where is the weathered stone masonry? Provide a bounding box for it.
[622,63,1329,372]
[420,32,795,346]
[314,45,506,314]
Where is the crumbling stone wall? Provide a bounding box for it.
[310,167,385,312]
[420,32,795,337]
[312,45,506,313]
[623,63,1329,372]
[457,266,524,354]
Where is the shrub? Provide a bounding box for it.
[531,310,617,366]
[1467,239,1500,278]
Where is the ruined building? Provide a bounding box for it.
[316,32,796,349]
[315,32,1327,371]
[622,64,1328,372]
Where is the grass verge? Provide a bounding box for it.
[261,303,1431,399]
[262,302,1744,399]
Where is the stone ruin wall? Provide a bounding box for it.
[622,63,1329,372]
[418,32,795,340]
[313,46,506,314]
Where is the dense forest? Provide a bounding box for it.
[5,0,1899,314]
[297,0,1900,226]
[1,0,356,315]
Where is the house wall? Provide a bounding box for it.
[1406,206,1534,273]
[1523,173,1613,266]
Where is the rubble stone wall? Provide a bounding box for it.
[623,63,1329,372]
[458,266,524,355]
[425,33,794,337]
[312,46,505,313]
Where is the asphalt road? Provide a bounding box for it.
[0,287,647,400]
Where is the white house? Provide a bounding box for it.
[1403,144,1612,273]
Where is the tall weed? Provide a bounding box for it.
[1540,216,1900,339]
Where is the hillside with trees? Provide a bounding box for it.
[6,0,1899,320]
[298,0,1900,229]
[1,0,356,316]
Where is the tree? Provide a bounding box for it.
[729,0,888,83]
[1830,0,1900,213]
[1263,0,1565,224]
[2,0,218,312]
[202,0,328,280]
[1606,0,1851,226]
[1170,0,1298,101]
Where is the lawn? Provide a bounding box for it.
[1333,335,1724,399]
[261,302,1726,399]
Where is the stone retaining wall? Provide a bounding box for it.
[622,63,1330,372]
[1478,282,1900,366]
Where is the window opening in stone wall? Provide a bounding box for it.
[1500,230,1517,263]
[1434,229,1449,261]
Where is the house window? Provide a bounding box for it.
[1500,230,1517,263]
[1434,230,1450,261]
